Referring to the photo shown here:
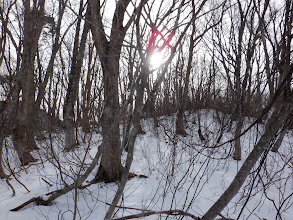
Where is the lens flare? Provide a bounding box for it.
[150,52,163,69]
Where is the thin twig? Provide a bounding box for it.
[6,179,15,196]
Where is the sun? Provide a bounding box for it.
[149,52,164,69]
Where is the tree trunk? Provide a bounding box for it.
[176,23,195,136]
[89,0,133,182]
[94,56,123,182]
[63,4,90,151]
[146,94,159,128]
[271,127,287,152]
[0,137,7,178]
[12,124,38,166]
[0,111,8,178]
[233,116,243,160]
[104,62,148,219]
[176,107,187,136]
[151,96,159,128]
[81,44,94,133]
[12,0,48,165]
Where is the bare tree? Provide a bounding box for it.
[4,1,292,220]
[63,0,90,151]
[202,0,293,218]
[2,0,55,165]
[88,0,135,182]
[211,0,269,160]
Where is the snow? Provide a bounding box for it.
[0,110,292,219]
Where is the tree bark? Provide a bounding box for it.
[271,127,287,152]
[150,95,159,128]
[63,2,90,151]
[0,132,8,179]
[104,64,147,218]
[0,102,8,178]
[12,0,48,165]
[81,44,94,133]
[233,116,243,160]
[176,23,196,136]
[89,0,135,182]
[94,56,123,182]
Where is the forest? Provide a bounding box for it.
[0,0,292,219]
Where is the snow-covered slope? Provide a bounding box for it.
[0,110,292,219]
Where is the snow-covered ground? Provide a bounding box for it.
[0,110,292,219]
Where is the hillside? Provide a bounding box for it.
[0,110,292,220]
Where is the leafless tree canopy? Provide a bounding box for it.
[0,0,292,219]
